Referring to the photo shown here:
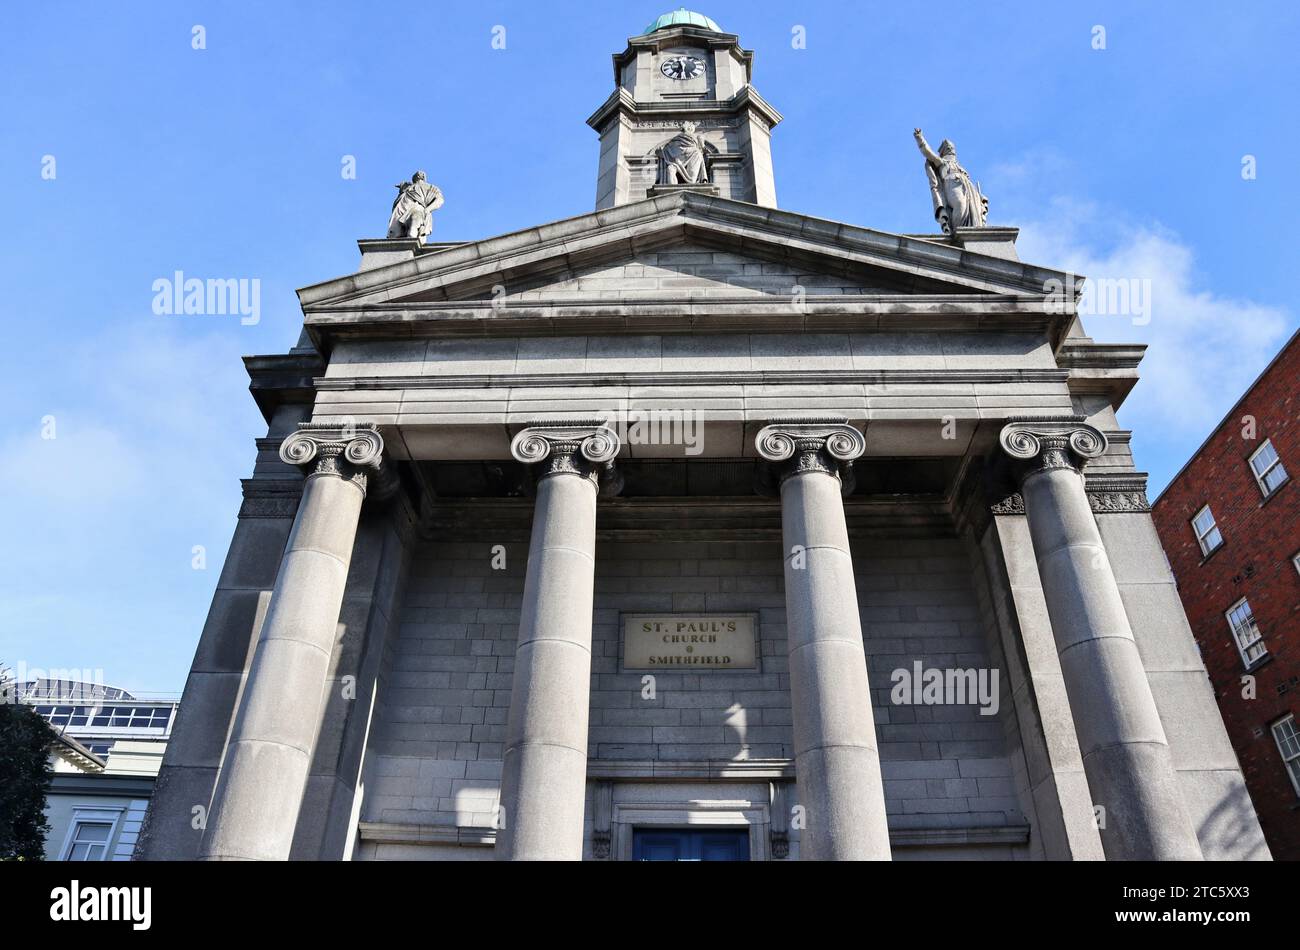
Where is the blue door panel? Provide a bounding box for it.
[632,828,749,861]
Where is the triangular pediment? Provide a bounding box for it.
[438,239,909,303]
[298,192,1075,312]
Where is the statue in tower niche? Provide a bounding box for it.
[656,121,714,186]
[913,129,988,233]
[386,170,445,240]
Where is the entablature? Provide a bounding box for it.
[586,83,782,133]
[1057,339,1146,411]
[301,294,1073,348]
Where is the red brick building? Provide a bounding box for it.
[1152,328,1300,860]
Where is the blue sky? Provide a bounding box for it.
[2,1,1296,693]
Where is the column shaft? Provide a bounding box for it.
[496,424,617,860]
[781,471,891,859]
[1021,466,1201,860]
[200,425,381,861]
[758,422,891,861]
[1001,420,1201,860]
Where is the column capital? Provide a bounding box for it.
[510,422,622,488]
[755,420,865,485]
[279,423,385,494]
[998,418,1107,482]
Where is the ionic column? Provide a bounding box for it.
[496,424,620,860]
[999,419,1201,860]
[199,423,384,861]
[756,422,891,860]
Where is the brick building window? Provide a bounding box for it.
[1271,715,1300,798]
[1249,439,1289,498]
[1191,505,1223,556]
[1226,598,1267,667]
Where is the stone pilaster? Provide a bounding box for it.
[999,418,1202,860]
[756,421,891,860]
[496,423,620,860]
[199,423,384,862]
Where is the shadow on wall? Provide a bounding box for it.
[1197,780,1271,860]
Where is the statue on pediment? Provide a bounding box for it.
[387,170,445,240]
[657,121,714,185]
[914,129,988,233]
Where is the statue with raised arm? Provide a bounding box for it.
[386,170,445,240]
[913,129,988,233]
[657,121,713,185]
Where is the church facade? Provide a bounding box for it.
[137,12,1269,861]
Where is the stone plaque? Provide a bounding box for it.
[622,614,758,670]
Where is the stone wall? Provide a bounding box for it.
[357,529,1029,859]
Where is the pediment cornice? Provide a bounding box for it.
[297,192,1081,314]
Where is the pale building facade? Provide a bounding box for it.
[44,733,159,862]
[137,13,1268,861]
[24,678,173,862]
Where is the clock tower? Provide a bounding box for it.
[586,10,782,209]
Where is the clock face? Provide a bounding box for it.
[660,55,704,81]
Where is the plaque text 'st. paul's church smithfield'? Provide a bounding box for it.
[137,10,1270,861]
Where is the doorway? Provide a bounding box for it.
[632,828,751,861]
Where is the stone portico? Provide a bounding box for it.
[136,14,1268,862]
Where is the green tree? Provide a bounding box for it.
[0,666,54,860]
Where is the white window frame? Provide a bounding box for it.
[57,807,123,861]
[1248,439,1289,498]
[1191,505,1223,556]
[1225,598,1267,668]
[1270,714,1300,798]
[1292,551,1300,577]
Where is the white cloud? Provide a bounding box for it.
[1015,198,1293,439]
